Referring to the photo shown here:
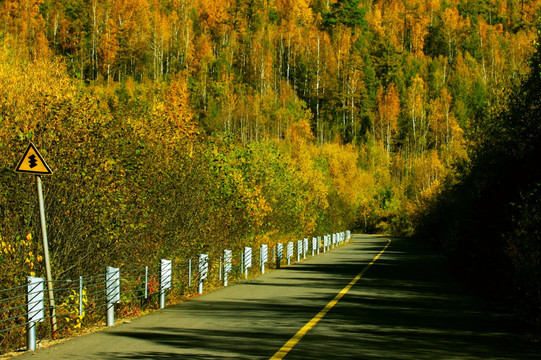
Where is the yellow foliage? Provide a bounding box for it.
[286,119,314,145]
[366,4,384,37]
[244,184,273,229]
[0,42,85,155]
[147,74,198,147]
[58,289,87,330]
[285,119,330,234]
[321,143,362,210]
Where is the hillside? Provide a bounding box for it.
[1,0,540,318]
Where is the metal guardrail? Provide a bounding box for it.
[0,231,351,353]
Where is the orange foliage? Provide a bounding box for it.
[0,0,50,59]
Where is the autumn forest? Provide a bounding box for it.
[1,0,541,330]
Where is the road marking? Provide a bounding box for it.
[270,238,392,360]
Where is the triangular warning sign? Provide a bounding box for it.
[15,143,53,175]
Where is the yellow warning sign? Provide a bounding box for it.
[15,143,53,175]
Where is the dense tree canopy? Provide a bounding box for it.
[1,0,541,340]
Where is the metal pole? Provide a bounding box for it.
[198,280,204,294]
[188,259,192,287]
[144,266,148,299]
[106,303,114,326]
[159,288,166,309]
[260,247,264,274]
[26,321,36,351]
[240,251,244,275]
[36,176,57,335]
[219,256,222,281]
[79,276,83,317]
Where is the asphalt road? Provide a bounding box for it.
[15,235,539,359]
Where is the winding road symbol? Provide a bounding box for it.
[28,154,38,168]
[14,143,53,175]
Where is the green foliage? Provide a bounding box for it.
[323,0,368,29]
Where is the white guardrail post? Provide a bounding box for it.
[106,267,120,326]
[26,276,44,351]
[260,244,268,274]
[328,234,331,251]
[276,243,283,268]
[223,249,232,286]
[160,259,172,308]
[244,247,252,279]
[329,234,332,250]
[12,230,360,353]
[287,242,293,265]
[198,254,208,294]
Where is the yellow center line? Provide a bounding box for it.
[270,238,392,360]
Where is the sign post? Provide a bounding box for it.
[15,143,56,336]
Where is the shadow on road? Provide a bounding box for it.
[285,237,540,359]
[95,236,540,359]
